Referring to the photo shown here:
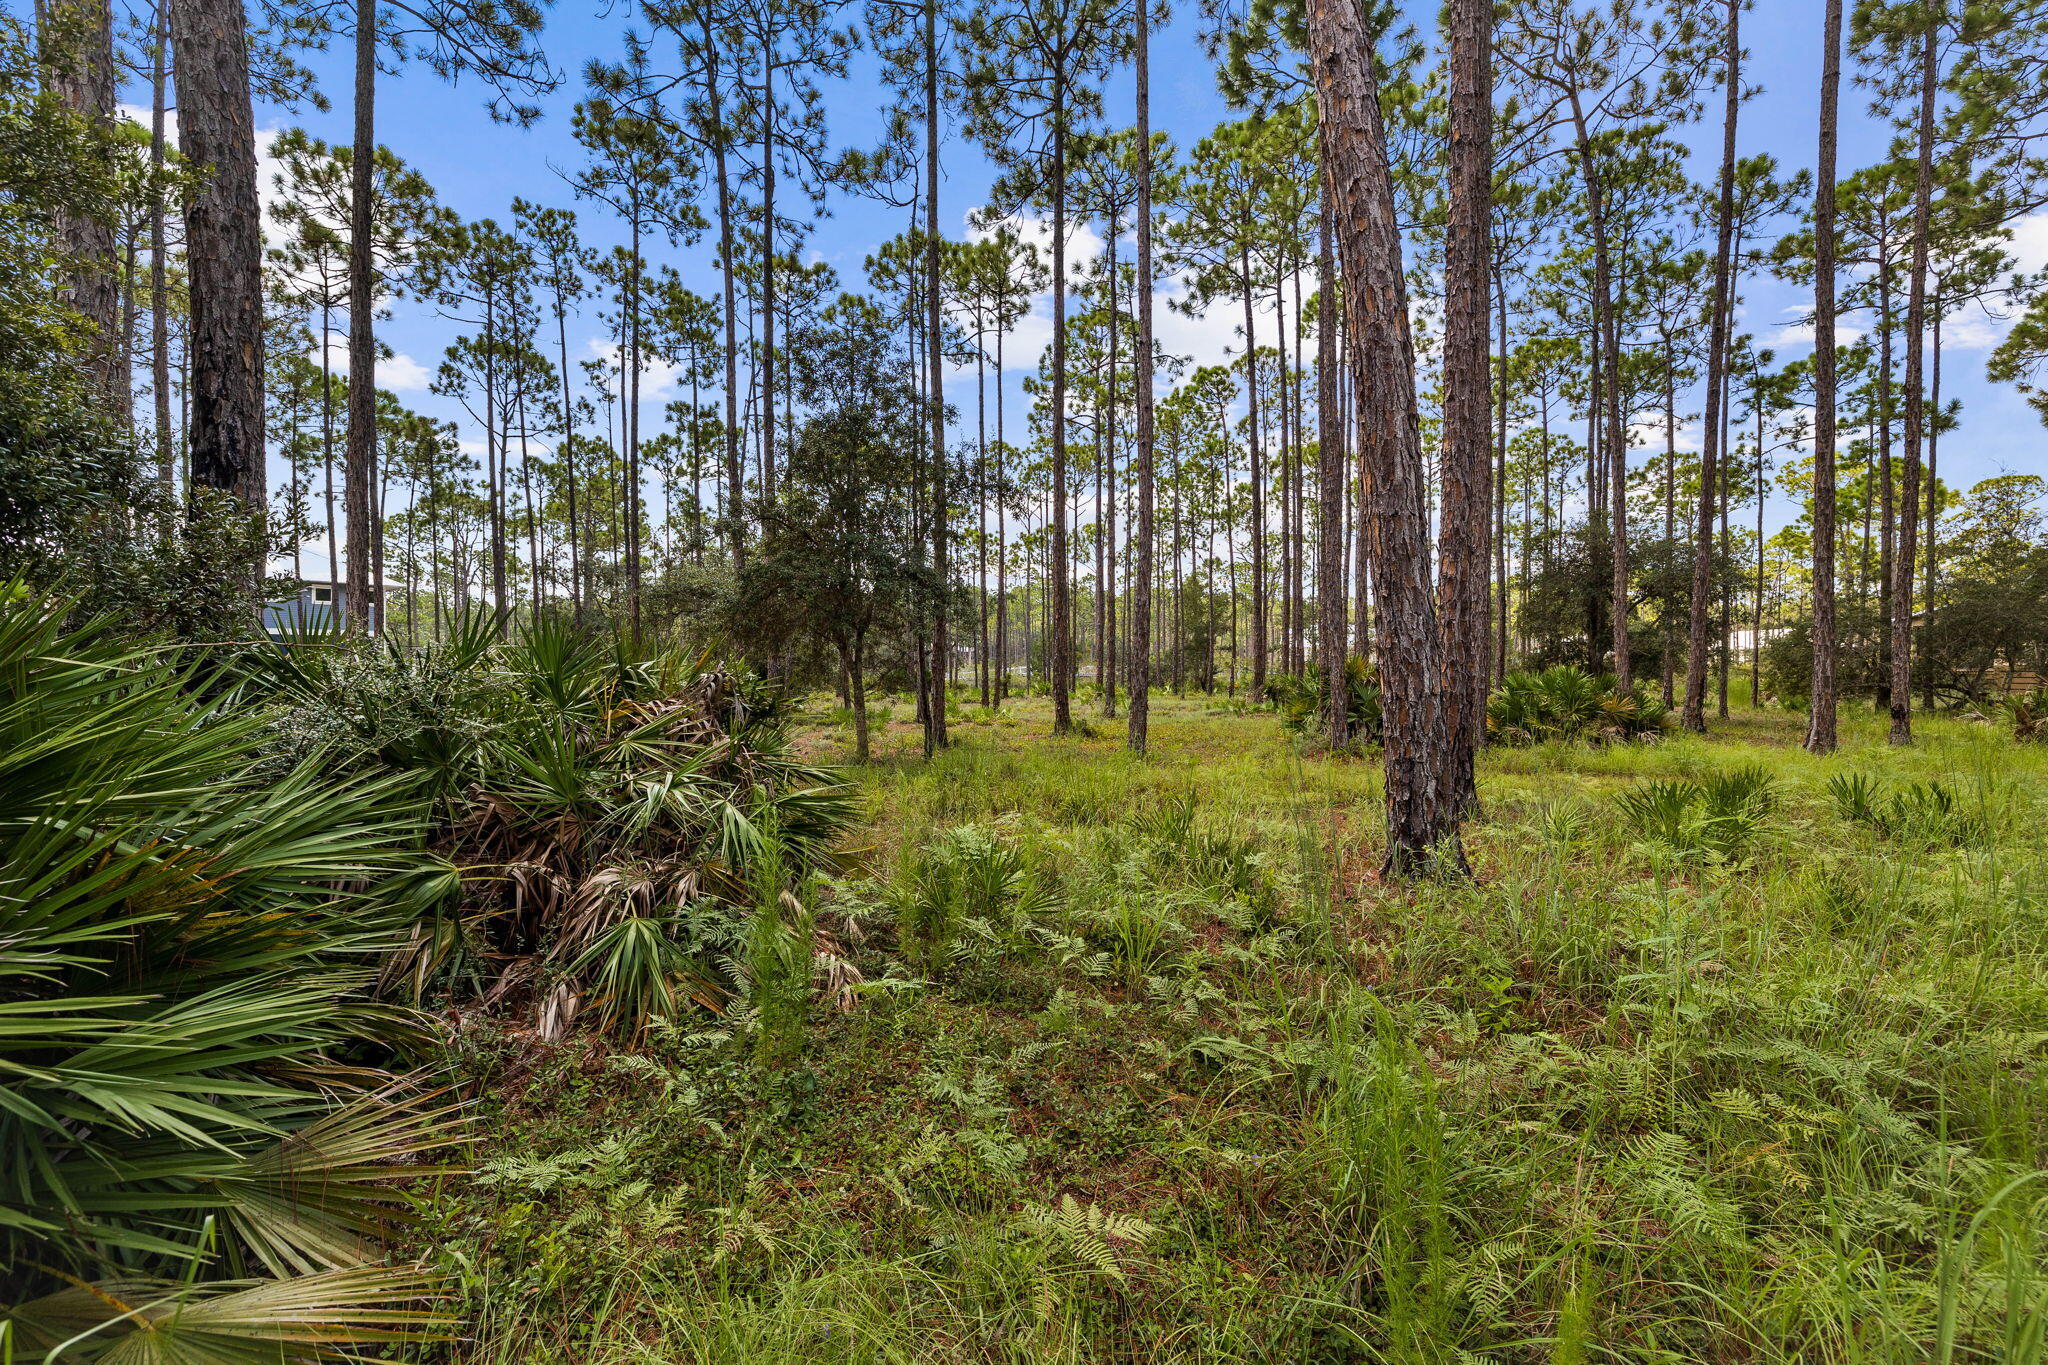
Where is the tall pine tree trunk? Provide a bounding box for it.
[172,0,266,510]
[1685,0,1740,731]
[556,284,582,618]
[1806,0,1841,754]
[1921,314,1942,710]
[150,0,173,507]
[700,20,745,569]
[1050,96,1073,734]
[345,0,377,631]
[1316,196,1347,746]
[1563,89,1628,687]
[627,213,644,641]
[925,0,949,753]
[760,59,778,505]
[48,0,123,414]
[1309,0,1465,877]
[1437,0,1492,810]
[1128,0,1155,754]
[1240,252,1266,699]
[1494,272,1510,684]
[1661,336,1678,704]
[977,310,992,706]
[1892,16,1937,745]
[996,323,1009,705]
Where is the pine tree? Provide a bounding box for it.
[1809,0,1845,752]
[959,0,1129,734]
[1686,0,1741,731]
[1438,0,1494,810]
[1308,0,1465,877]
[332,0,553,630]
[43,0,122,412]
[171,0,266,513]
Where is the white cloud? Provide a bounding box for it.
[376,351,433,390]
[1628,412,1703,454]
[1940,315,2006,351]
[951,204,1307,390]
[585,337,683,401]
[1769,319,1867,349]
[1768,304,1865,350]
[2008,210,2048,274]
[998,293,1057,376]
[964,210,1105,276]
[1153,268,1295,376]
[313,335,434,392]
[958,211,1111,374]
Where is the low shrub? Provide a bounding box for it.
[0,588,459,1354]
[1614,764,1778,863]
[1272,656,1384,746]
[1827,772,1990,846]
[1488,665,1671,745]
[233,612,859,1039]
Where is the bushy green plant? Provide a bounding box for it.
[234,612,858,1037]
[1614,765,1778,862]
[1487,665,1671,745]
[1272,656,1384,746]
[0,589,460,1355]
[887,824,1057,972]
[1828,772,1990,847]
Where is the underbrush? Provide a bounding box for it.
[428,695,2048,1364]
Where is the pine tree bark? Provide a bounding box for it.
[924,0,949,754]
[1308,0,1465,878]
[1241,253,1266,699]
[1891,17,1937,746]
[47,0,123,414]
[1127,0,1156,755]
[1920,315,1941,711]
[1050,100,1074,734]
[1316,196,1347,747]
[1494,273,1510,684]
[1561,90,1628,687]
[1685,0,1739,731]
[627,211,644,642]
[553,264,582,618]
[171,0,266,510]
[487,302,506,627]
[1437,0,1492,810]
[996,326,1009,705]
[345,0,377,631]
[698,14,746,569]
[760,57,778,505]
[976,309,992,706]
[150,0,173,505]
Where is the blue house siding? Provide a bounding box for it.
[262,582,381,639]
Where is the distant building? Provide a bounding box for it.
[262,580,385,639]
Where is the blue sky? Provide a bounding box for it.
[125,0,2048,574]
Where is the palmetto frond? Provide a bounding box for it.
[3,1264,448,1362]
[229,609,860,1039]
[1,590,461,1349]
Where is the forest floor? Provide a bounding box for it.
[423,693,2048,1363]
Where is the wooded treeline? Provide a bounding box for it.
[11,0,2048,869]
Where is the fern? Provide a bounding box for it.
[920,1064,1013,1121]
[1014,1194,1157,1280]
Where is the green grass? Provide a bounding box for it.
[418,693,2048,1363]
